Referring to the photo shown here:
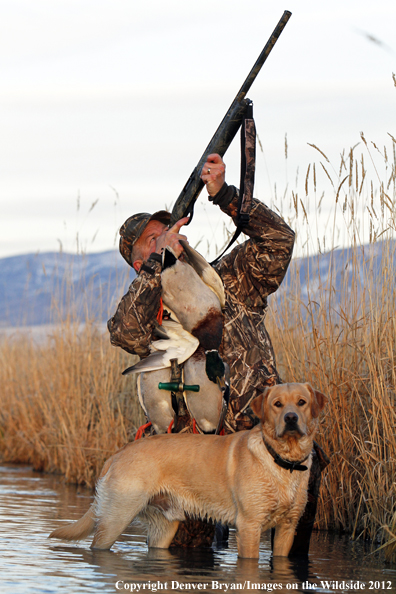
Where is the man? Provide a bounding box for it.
[108,154,326,552]
[108,154,294,431]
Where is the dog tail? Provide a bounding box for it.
[49,505,96,542]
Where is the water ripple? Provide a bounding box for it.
[0,464,394,594]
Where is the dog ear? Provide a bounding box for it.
[305,383,328,418]
[250,387,272,422]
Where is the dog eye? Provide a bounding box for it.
[297,399,306,406]
[273,401,282,408]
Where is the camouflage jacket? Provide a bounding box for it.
[108,185,295,432]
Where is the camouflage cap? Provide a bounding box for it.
[119,210,171,266]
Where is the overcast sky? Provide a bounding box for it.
[0,0,395,261]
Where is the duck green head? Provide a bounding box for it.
[205,350,225,384]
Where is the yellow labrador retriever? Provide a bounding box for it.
[49,383,326,558]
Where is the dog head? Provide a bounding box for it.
[250,383,327,440]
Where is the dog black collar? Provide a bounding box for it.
[263,438,309,473]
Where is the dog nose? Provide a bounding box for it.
[284,412,298,425]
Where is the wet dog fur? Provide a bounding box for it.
[49,382,327,558]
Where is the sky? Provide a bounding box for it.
[0,0,395,261]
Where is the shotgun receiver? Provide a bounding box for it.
[170,10,292,227]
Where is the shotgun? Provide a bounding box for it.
[170,10,292,227]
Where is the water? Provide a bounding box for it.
[0,464,395,594]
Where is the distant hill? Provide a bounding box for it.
[0,240,394,328]
[0,250,134,328]
[282,239,395,300]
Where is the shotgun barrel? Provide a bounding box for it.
[170,10,292,226]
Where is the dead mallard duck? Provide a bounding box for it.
[123,243,229,433]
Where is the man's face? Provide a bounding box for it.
[132,220,167,271]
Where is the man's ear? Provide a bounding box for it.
[305,383,328,418]
[250,387,272,423]
[133,260,142,273]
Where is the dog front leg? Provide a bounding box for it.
[272,520,297,557]
[236,521,261,559]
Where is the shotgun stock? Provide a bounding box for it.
[170,10,292,227]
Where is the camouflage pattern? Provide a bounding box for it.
[108,187,295,430]
[108,257,163,357]
[214,192,295,431]
[238,116,255,221]
[170,516,215,548]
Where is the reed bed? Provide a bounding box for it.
[0,319,144,486]
[0,133,395,560]
[267,134,396,560]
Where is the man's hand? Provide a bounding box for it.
[155,216,189,258]
[200,154,226,197]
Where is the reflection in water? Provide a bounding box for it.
[0,464,395,593]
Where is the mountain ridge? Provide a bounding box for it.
[0,250,135,328]
[0,240,394,328]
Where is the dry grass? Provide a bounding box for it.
[267,134,396,560]
[0,133,395,560]
[0,319,144,487]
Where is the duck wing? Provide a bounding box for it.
[122,318,199,375]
